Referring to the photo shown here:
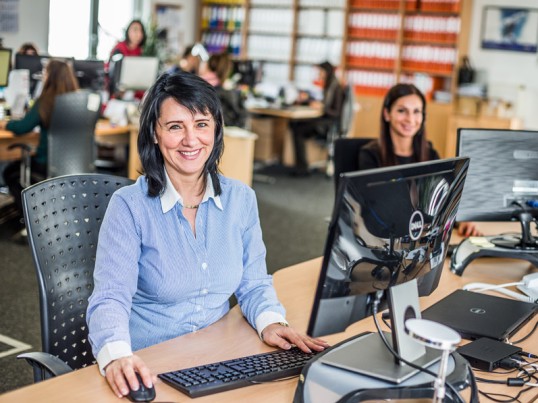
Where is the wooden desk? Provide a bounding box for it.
[127,126,258,186]
[247,106,324,166]
[0,121,130,162]
[0,129,39,161]
[2,223,536,402]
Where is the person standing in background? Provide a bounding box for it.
[106,19,146,98]
[358,83,480,237]
[0,60,79,217]
[109,19,146,61]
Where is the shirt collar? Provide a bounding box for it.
[160,169,223,213]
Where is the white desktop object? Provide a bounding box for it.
[4,69,30,108]
[119,56,159,91]
[406,318,461,403]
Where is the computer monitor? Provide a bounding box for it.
[451,128,538,275]
[73,59,105,91]
[231,60,264,89]
[307,157,469,382]
[117,56,160,91]
[457,128,538,247]
[14,54,74,96]
[0,48,11,87]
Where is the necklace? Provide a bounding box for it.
[183,203,199,209]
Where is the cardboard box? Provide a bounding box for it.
[456,96,481,117]
[250,117,286,163]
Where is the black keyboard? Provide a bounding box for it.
[158,347,319,398]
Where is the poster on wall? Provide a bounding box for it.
[481,7,538,53]
[0,0,19,33]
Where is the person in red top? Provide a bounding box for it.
[109,19,146,60]
[107,19,147,99]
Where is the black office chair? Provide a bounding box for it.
[8,90,101,187]
[325,84,356,176]
[333,137,375,196]
[17,173,133,382]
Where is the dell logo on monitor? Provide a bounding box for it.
[409,211,424,241]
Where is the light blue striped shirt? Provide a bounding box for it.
[87,173,286,372]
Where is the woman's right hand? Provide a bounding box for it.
[104,355,156,398]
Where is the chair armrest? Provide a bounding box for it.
[17,352,73,382]
[7,143,34,153]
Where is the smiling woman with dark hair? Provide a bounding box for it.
[86,71,328,399]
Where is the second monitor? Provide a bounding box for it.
[307,157,470,383]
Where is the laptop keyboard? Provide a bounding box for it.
[158,347,319,398]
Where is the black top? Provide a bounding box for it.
[358,140,440,170]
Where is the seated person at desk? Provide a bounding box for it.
[167,44,200,75]
[200,52,247,128]
[289,61,343,176]
[17,42,38,56]
[0,59,79,216]
[86,71,328,398]
[358,83,480,237]
[107,19,146,99]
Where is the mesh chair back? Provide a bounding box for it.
[339,85,355,137]
[22,174,133,370]
[48,91,101,178]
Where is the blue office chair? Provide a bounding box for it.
[17,174,133,382]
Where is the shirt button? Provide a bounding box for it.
[192,325,197,331]
[201,262,208,270]
[201,288,208,295]
[196,305,202,312]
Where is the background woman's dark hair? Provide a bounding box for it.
[125,19,146,47]
[379,83,429,167]
[138,71,225,197]
[317,61,336,92]
[38,59,79,128]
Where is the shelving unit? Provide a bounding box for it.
[199,0,245,56]
[344,0,468,101]
[196,0,472,156]
[198,0,346,87]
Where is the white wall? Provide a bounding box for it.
[1,0,50,54]
[469,0,538,129]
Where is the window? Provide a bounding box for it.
[48,0,135,60]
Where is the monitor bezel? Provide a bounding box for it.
[0,48,12,87]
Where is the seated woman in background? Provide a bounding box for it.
[0,60,79,216]
[17,42,38,55]
[109,19,146,60]
[358,83,480,237]
[200,52,246,128]
[289,61,343,176]
[168,44,200,75]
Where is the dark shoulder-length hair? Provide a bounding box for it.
[138,70,225,198]
[379,83,429,167]
[125,19,146,47]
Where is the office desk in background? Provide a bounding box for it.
[247,105,324,166]
[127,126,258,186]
[0,120,130,162]
[1,122,258,187]
[2,222,536,402]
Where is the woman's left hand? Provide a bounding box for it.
[261,323,330,353]
[457,221,482,237]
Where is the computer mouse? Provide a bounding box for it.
[127,372,156,402]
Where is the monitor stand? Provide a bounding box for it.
[451,211,538,276]
[319,280,442,384]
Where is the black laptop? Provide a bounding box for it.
[422,289,537,340]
